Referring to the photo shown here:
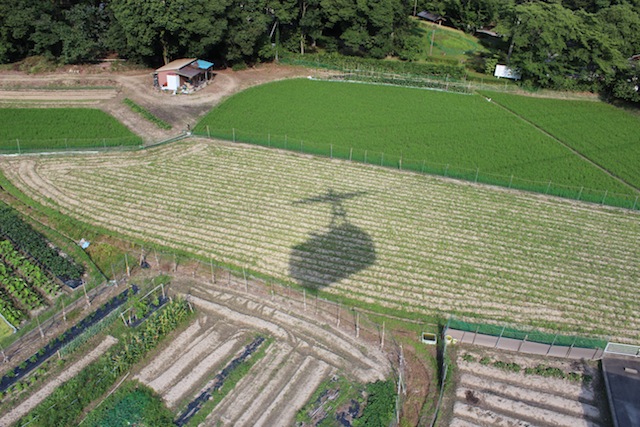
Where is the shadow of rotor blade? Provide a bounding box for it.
[289,222,376,289]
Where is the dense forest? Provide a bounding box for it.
[0,0,638,102]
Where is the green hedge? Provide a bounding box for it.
[281,52,466,80]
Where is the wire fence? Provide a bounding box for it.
[0,137,142,155]
[191,128,640,211]
[446,317,608,349]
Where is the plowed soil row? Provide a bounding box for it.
[134,278,389,426]
[447,346,607,427]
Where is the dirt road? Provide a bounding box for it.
[0,63,313,143]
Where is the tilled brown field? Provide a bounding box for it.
[447,346,606,427]
[134,279,389,426]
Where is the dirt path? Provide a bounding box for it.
[0,63,313,144]
[0,335,117,427]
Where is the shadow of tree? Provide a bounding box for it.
[289,189,376,289]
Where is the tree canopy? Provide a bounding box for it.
[0,0,639,103]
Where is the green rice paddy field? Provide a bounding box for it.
[0,108,141,152]
[195,79,640,199]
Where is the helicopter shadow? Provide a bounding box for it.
[289,189,376,290]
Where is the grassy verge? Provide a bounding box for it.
[123,98,172,130]
[82,381,174,427]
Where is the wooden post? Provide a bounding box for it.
[121,312,127,326]
[445,164,449,177]
[62,299,67,323]
[228,269,231,286]
[364,150,367,163]
[381,321,385,350]
[602,190,608,205]
[173,253,177,272]
[207,125,210,138]
[285,135,287,149]
[349,147,353,161]
[154,249,159,266]
[509,175,513,188]
[356,312,360,338]
[16,139,20,154]
[161,283,166,299]
[37,316,44,339]
[233,128,236,142]
[83,281,90,305]
[303,289,307,311]
[111,264,117,285]
[330,144,333,158]
[268,133,270,146]
[125,254,130,277]
[577,186,583,201]
[381,153,384,166]
[421,160,425,173]
[243,267,248,292]
[475,168,479,183]
[211,258,215,283]
[336,302,340,327]
[546,181,551,194]
[633,195,638,210]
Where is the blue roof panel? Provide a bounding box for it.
[197,59,214,70]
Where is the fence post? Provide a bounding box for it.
[517,334,528,352]
[300,141,303,153]
[633,196,638,210]
[495,326,506,348]
[602,190,607,205]
[546,334,557,356]
[268,133,270,147]
[577,186,583,201]
[232,128,236,142]
[445,164,449,177]
[422,160,425,173]
[330,144,333,158]
[546,181,551,194]
[207,125,210,138]
[16,139,20,154]
[475,168,479,183]
[509,175,513,188]
[349,147,352,161]
[284,135,287,149]
[381,153,384,166]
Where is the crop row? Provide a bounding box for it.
[0,201,84,282]
[0,260,44,310]
[0,239,59,296]
[1,141,638,341]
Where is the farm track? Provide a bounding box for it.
[449,347,605,427]
[0,140,638,340]
[135,278,387,425]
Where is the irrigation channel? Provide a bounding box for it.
[174,336,266,426]
[0,285,138,393]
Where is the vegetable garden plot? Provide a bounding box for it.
[1,140,639,341]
